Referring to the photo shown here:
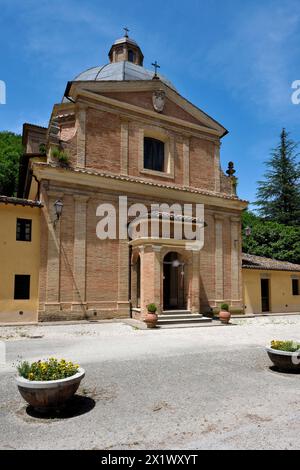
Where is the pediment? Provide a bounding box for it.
[67,80,227,137]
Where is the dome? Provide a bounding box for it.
[73,61,177,91]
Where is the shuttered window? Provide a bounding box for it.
[16,218,32,242]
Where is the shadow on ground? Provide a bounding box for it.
[269,366,300,375]
[25,395,96,420]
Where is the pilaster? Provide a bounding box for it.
[76,106,86,168]
[120,120,129,175]
[72,195,89,309]
[190,250,200,313]
[183,137,190,187]
[230,216,241,305]
[214,215,224,301]
[45,192,63,310]
[214,142,221,193]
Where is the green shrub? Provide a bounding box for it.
[17,358,79,381]
[51,147,60,159]
[147,303,157,313]
[39,143,46,155]
[271,340,300,352]
[51,147,69,165]
[57,151,69,164]
[220,303,229,312]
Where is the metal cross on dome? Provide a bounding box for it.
[152,60,160,77]
[123,27,130,37]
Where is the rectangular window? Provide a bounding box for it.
[14,275,30,300]
[292,279,299,296]
[16,218,32,242]
[144,137,165,172]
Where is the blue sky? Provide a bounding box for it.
[1,0,300,205]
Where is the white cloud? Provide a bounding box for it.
[191,0,300,121]
[8,0,119,79]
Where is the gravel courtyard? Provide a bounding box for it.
[1,316,300,450]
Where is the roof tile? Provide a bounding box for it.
[242,253,300,272]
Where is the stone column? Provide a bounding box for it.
[45,192,63,313]
[183,137,190,187]
[76,105,86,168]
[214,142,221,193]
[153,245,162,312]
[231,216,242,307]
[72,195,89,311]
[140,245,162,317]
[214,215,224,303]
[120,120,129,175]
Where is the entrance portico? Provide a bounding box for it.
[130,240,201,319]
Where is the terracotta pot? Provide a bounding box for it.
[16,367,85,413]
[144,312,158,329]
[266,347,300,372]
[219,310,231,324]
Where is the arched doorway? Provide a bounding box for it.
[163,252,186,310]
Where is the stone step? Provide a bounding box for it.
[158,313,203,321]
[162,310,192,315]
[157,315,212,326]
[157,321,218,329]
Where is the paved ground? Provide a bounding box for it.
[1,316,300,450]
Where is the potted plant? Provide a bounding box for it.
[266,340,300,372]
[219,303,231,324]
[16,357,85,412]
[144,303,158,329]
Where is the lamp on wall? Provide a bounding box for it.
[172,260,181,268]
[53,199,64,222]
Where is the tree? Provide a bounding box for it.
[255,128,300,225]
[242,210,300,264]
[0,131,23,196]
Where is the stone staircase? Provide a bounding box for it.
[157,310,212,328]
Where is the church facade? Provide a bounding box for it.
[17,33,248,322]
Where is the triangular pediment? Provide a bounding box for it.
[66,80,227,137]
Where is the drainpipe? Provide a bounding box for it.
[31,171,41,201]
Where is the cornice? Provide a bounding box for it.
[33,163,249,211]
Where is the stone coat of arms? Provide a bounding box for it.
[152,90,166,113]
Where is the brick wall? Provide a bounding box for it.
[101,91,201,126]
[85,108,121,172]
[189,138,215,190]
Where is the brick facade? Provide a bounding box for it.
[27,36,247,321]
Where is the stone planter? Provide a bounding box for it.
[219,309,231,324]
[16,367,85,412]
[144,312,158,329]
[266,347,300,372]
